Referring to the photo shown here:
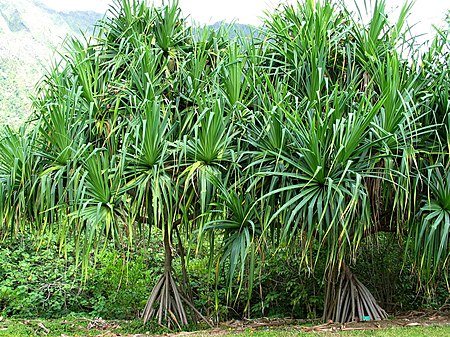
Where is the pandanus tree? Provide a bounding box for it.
[203,0,448,323]
[0,0,234,328]
[0,0,448,328]
[246,0,449,322]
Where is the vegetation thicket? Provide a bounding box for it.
[0,0,448,328]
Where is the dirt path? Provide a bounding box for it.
[88,310,450,336]
[7,310,447,336]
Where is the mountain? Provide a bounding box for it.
[0,0,101,127]
[209,22,256,38]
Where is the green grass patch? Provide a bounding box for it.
[0,318,448,337]
[0,317,102,337]
[194,326,450,337]
[0,317,201,336]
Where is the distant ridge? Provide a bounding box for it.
[209,21,257,38]
[0,0,101,127]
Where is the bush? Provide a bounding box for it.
[85,241,165,319]
[251,247,324,319]
[0,234,165,319]
[0,235,85,317]
[351,233,448,313]
[0,233,227,320]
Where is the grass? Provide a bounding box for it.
[0,318,102,337]
[192,326,450,337]
[0,317,448,337]
[0,317,161,337]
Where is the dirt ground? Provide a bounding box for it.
[84,309,450,336]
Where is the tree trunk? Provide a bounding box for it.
[142,226,212,329]
[323,263,388,323]
[142,227,189,328]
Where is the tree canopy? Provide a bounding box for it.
[0,0,448,327]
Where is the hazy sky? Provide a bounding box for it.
[39,0,448,35]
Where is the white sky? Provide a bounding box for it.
[39,0,448,34]
[39,0,111,13]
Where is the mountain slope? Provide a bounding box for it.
[0,0,101,127]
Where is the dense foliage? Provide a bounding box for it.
[1,234,445,321]
[0,0,448,326]
[0,234,151,319]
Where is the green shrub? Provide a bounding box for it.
[0,234,165,319]
[0,233,226,320]
[251,247,325,319]
[184,253,229,320]
[0,235,85,317]
[351,233,448,313]
[85,244,164,319]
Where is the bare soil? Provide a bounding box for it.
[84,309,450,336]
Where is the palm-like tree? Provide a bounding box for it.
[0,0,448,327]
[246,0,449,322]
[0,0,230,328]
